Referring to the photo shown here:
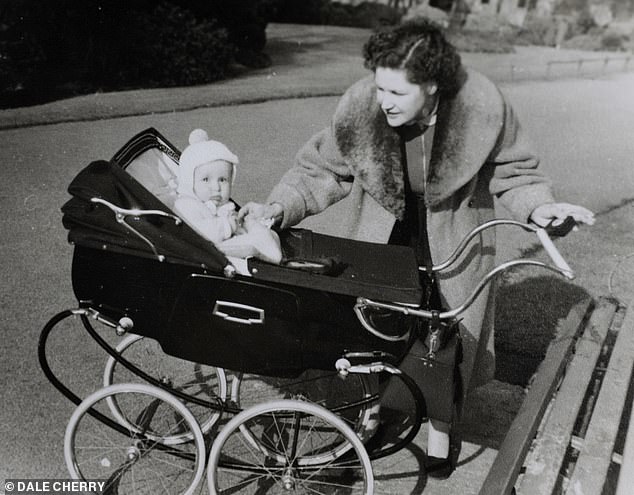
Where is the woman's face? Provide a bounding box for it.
[374,67,437,127]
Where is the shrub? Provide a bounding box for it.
[273,0,332,24]
[0,0,74,105]
[0,0,246,107]
[171,0,276,68]
[349,2,402,28]
[601,31,628,51]
[0,30,46,93]
[561,33,602,50]
[127,3,235,87]
[273,1,401,29]
[403,5,450,27]
[514,14,558,46]
[574,9,598,35]
[322,3,358,26]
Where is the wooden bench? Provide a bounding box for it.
[478,296,634,495]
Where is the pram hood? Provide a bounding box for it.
[62,158,228,271]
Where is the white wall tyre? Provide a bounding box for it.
[231,369,380,464]
[65,383,205,495]
[104,334,227,443]
[207,399,374,494]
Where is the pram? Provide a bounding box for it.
[39,128,576,494]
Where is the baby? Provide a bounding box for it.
[174,129,282,264]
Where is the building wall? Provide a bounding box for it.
[338,0,557,22]
[467,0,557,24]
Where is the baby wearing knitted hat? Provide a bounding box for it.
[174,129,282,264]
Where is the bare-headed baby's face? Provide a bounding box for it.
[193,160,233,206]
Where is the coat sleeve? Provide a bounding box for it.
[266,122,354,229]
[487,96,555,222]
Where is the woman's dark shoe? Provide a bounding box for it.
[425,455,455,480]
[426,434,461,480]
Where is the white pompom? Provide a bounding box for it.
[189,128,209,144]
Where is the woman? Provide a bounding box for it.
[239,20,594,477]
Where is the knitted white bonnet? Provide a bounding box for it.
[177,129,239,198]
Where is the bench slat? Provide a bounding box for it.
[566,300,634,495]
[519,300,617,495]
[616,387,634,494]
[478,298,592,495]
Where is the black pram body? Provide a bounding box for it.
[62,128,459,420]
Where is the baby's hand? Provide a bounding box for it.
[228,214,239,234]
[237,202,265,220]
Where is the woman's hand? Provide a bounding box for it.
[530,202,595,229]
[237,202,284,224]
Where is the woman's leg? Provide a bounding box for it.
[427,419,450,458]
[426,418,456,479]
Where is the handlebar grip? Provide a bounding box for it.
[544,216,576,237]
[536,228,574,279]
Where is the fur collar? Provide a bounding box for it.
[333,69,504,219]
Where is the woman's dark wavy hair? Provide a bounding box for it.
[363,19,462,96]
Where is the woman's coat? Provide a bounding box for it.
[267,68,555,391]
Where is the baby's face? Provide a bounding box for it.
[193,160,233,206]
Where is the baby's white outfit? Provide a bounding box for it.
[173,196,238,244]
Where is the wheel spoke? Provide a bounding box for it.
[209,400,373,494]
[66,384,205,495]
[104,336,226,441]
[231,371,379,467]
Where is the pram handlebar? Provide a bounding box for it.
[90,197,182,261]
[356,218,576,341]
[357,258,569,322]
[420,218,575,279]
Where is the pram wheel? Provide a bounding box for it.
[232,370,380,455]
[104,334,227,441]
[207,399,374,494]
[65,383,206,495]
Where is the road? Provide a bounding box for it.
[1,71,633,493]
